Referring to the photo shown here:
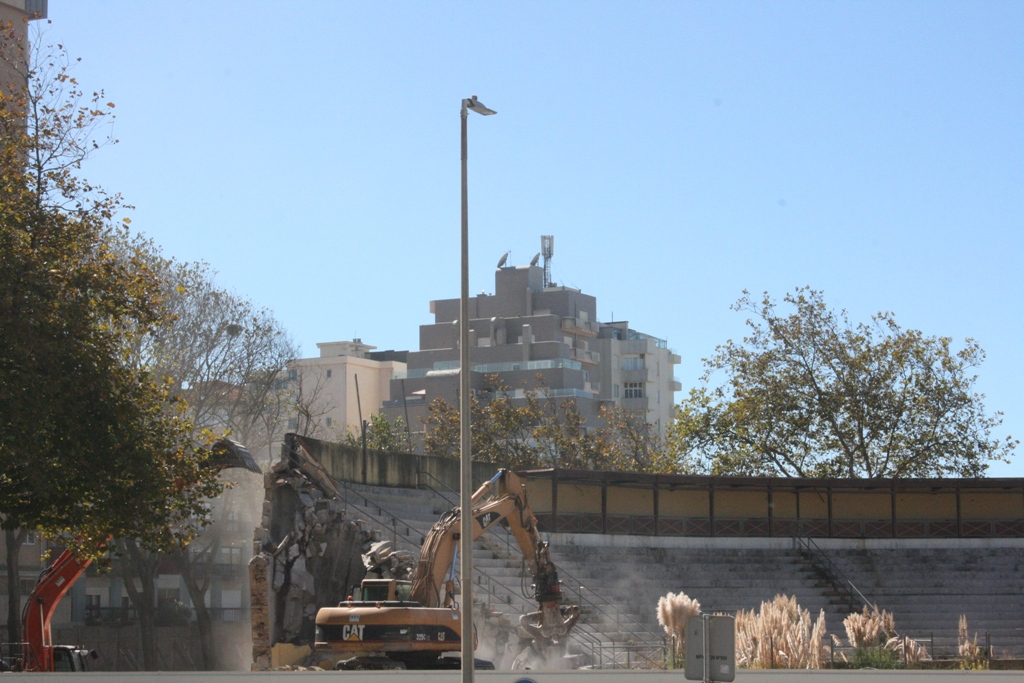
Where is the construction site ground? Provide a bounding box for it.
[27,671,1024,682]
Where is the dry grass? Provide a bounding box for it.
[958,615,988,670]
[657,591,701,664]
[734,594,828,669]
[843,605,895,649]
[840,605,928,667]
[886,634,930,665]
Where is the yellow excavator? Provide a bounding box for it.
[314,469,579,670]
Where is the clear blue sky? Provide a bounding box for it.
[51,2,1023,475]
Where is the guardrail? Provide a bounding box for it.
[794,536,872,611]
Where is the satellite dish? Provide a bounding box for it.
[497,251,510,268]
[530,252,541,266]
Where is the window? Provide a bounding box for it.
[624,382,644,399]
[622,355,644,371]
[326,369,332,378]
[326,417,333,427]
[287,418,298,430]
[157,588,179,608]
[219,546,243,565]
[288,369,298,381]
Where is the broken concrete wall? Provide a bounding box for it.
[249,437,371,670]
[292,434,502,490]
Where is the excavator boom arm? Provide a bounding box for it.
[409,469,571,613]
[20,549,92,671]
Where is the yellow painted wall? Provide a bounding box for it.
[607,486,653,515]
[659,490,709,517]
[834,493,889,520]
[771,491,798,518]
[962,492,1024,520]
[799,492,829,519]
[557,484,603,514]
[715,491,768,518]
[525,478,553,513]
[895,493,956,520]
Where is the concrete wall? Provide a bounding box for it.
[294,435,501,491]
[293,438,1024,540]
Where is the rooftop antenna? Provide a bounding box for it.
[541,235,554,288]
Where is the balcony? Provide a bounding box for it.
[561,317,598,337]
[621,368,649,383]
[570,348,600,365]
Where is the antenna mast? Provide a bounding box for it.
[541,235,554,288]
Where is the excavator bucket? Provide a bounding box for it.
[209,439,262,474]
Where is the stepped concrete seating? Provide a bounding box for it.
[336,481,650,660]
[822,543,1024,657]
[547,543,848,639]
[333,481,1024,662]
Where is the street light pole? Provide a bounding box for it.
[459,94,495,683]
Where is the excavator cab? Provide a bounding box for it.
[349,579,415,604]
[52,646,96,672]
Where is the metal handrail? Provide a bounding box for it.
[794,536,872,610]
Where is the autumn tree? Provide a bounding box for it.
[0,28,220,647]
[598,404,675,474]
[134,252,298,459]
[423,377,675,473]
[423,376,546,470]
[285,365,335,441]
[667,288,1017,478]
[533,398,612,470]
[0,27,221,556]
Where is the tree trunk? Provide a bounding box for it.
[117,539,159,671]
[174,550,217,670]
[4,528,27,644]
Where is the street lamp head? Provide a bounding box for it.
[464,94,496,116]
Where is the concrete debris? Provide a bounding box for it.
[249,442,372,670]
[362,540,415,581]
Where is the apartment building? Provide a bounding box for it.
[383,247,680,446]
[284,339,407,439]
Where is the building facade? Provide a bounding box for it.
[285,339,407,439]
[383,255,680,447]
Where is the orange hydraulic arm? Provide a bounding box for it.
[409,469,578,644]
[20,549,92,672]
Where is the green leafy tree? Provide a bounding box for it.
[668,288,1017,478]
[0,29,223,564]
[344,412,412,452]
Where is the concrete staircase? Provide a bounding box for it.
[334,480,662,668]
[822,544,1024,658]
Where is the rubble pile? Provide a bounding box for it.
[362,540,415,581]
[249,448,371,670]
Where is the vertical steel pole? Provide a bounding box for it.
[703,613,711,683]
[459,101,474,683]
